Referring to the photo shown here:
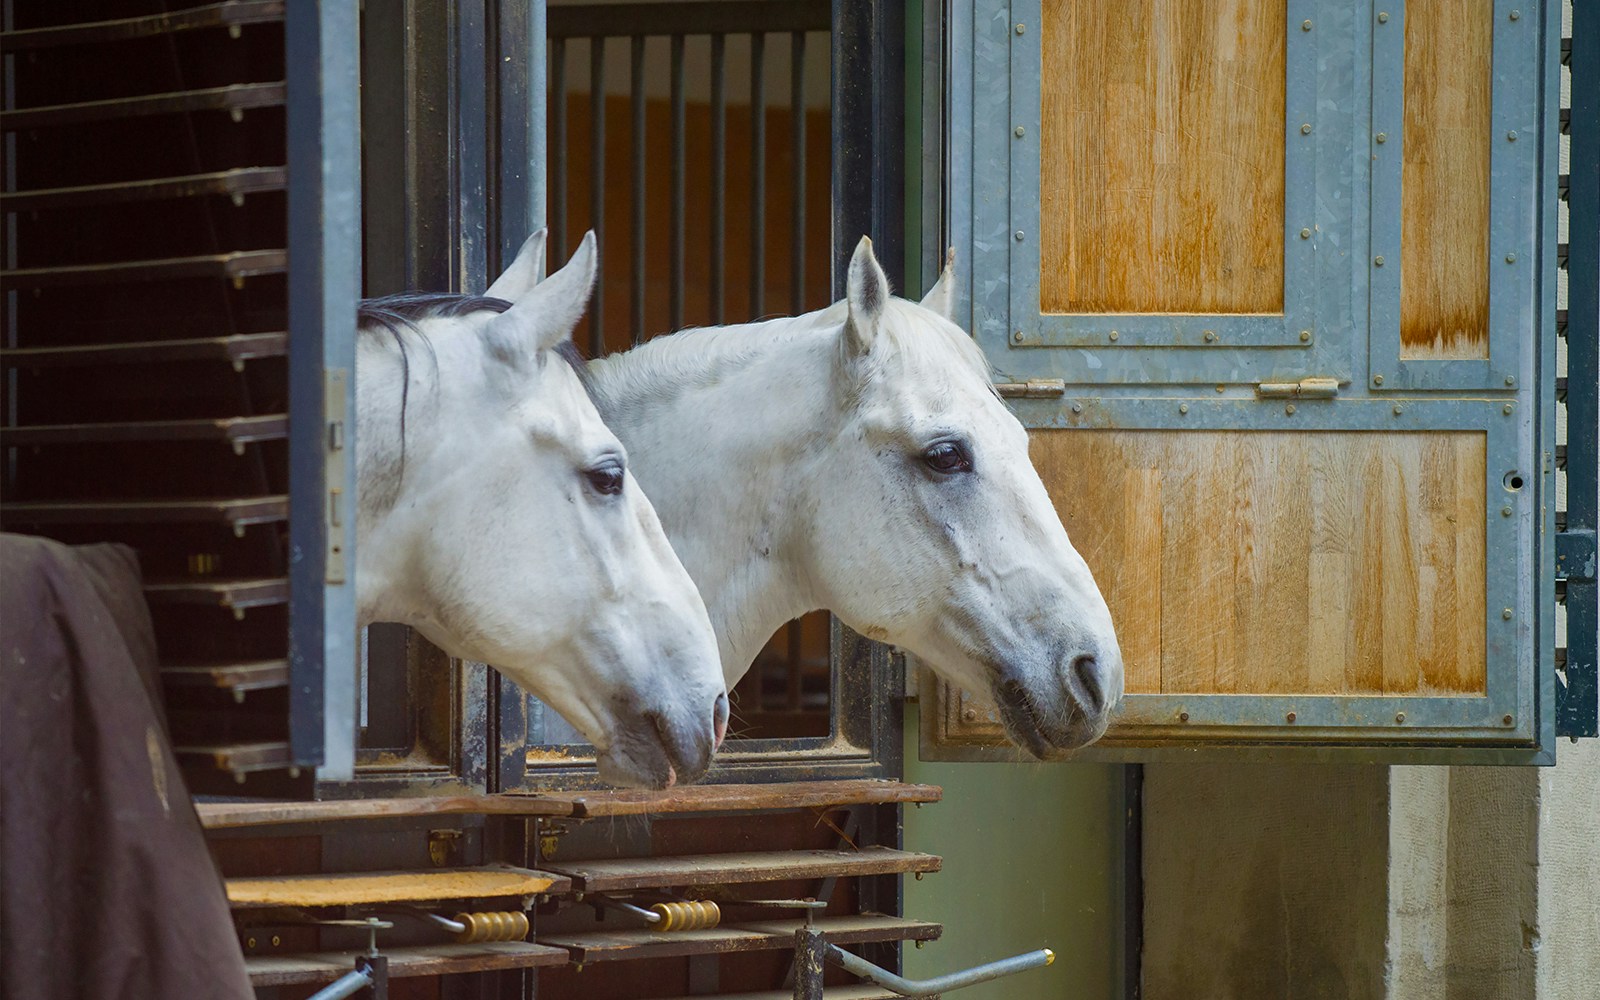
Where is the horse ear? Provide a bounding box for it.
[484,230,597,364]
[918,247,957,321]
[843,236,890,356]
[484,229,548,300]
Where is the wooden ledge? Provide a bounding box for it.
[226,866,568,909]
[245,941,567,987]
[197,794,577,828]
[545,846,942,893]
[540,915,941,964]
[539,779,944,819]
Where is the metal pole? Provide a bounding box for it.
[304,968,372,1000]
[826,942,1055,997]
[792,927,827,1000]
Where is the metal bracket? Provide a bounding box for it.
[323,367,349,584]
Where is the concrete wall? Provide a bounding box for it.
[902,704,1124,1000]
[1141,745,1600,1000]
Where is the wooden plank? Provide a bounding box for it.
[1033,429,1487,697]
[544,846,942,893]
[245,941,568,987]
[226,866,568,909]
[552,780,943,819]
[540,916,941,964]
[1400,0,1492,358]
[1039,0,1285,314]
[198,794,576,829]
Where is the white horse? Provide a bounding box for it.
[355,230,727,787]
[586,237,1122,754]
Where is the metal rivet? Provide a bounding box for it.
[247,938,257,949]
[1015,22,1026,34]
[1301,19,1313,30]
[1071,402,1084,414]
[1393,404,1404,415]
[1299,228,1311,239]
[1216,385,1226,393]
[1509,9,1520,20]
[1506,130,1518,142]
[1374,255,1385,267]
[271,936,282,947]
[1502,506,1514,517]
[1505,252,1517,264]
[1179,403,1189,415]
[1504,375,1516,386]
[1203,330,1217,342]
[1300,123,1313,134]
[1503,608,1514,620]
[1376,132,1387,144]
[1014,230,1025,241]
[1373,374,1385,385]
[962,708,978,722]
[1286,712,1297,723]
[1503,714,1514,725]
[1014,125,1026,138]
[1108,330,1120,341]
[1395,712,1406,724]
[1179,711,1190,722]
[1012,330,1025,343]
[1299,330,1312,342]
[1504,402,1515,414]
[1285,404,1296,415]
[1377,11,1390,23]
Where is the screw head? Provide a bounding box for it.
[1286,712,1297,723]
[271,935,282,947]
[1015,22,1026,34]
[247,937,257,949]
[1071,402,1084,413]
[1179,403,1189,414]
[1373,374,1385,385]
[1014,230,1025,241]
[1503,608,1514,620]
[1014,125,1026,137]
[1374,255,1385,267]
[1179,711,1190,722]
[1395,712,1406,724]
[1505,252,1517,264]
[1502,506,1514,517]
[1203,330,1217,342]
[1300,330,1312,342]
[1302,19,1313,30]
[1285,404,1297,415]
[1506,130,1517,142]
[1301,123,1313,135]
[1108,330,1120,342]
[1505,375,1516,386]
[1504,402,1515,414]
[1509,9,1520,19]
[962,708,978,722]
[1393,404,1404,415]
[1503,714,1514,725]
[1378,11,1390,23]
[1012,330,1025,343]
[1376,132,1387,144]
[1300,228,1312,239]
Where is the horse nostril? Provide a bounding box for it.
[713,693,730,748]
[1071,654,1106,714]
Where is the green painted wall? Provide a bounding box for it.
[901,704,1125,1000]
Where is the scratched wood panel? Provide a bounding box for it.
[1033,429,1487,696]
[1400,0,1492,358]
[1039,0,1285,314]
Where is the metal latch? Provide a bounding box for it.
[324,368,349,585]
[994,378,1066,398]
[1255,376,1341,399]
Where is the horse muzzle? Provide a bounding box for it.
[992,643,1122,757]
[595,694,724,789]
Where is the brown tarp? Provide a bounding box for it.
[1,533,253,999]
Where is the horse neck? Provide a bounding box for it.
[589,320,840,678]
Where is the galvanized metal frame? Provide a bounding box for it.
[1004,0,1318,355]
[1368,0,1539,392]
[942,0,1559,762]
[286,0,361,780]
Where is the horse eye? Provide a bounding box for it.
[584,462,625,496]
[923,441,972,475]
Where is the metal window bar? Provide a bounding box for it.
[550,37,567,258]
[711,31,727,324]
[588,34,606,356]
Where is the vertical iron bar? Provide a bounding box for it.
[749,31,766,319]
[670,34,686,331]
[630,35,646,345]
[790,30,807,314]
[710,33,727,324]
[786,619,804,711]
[550,38,567,265]
[588,36,607,356]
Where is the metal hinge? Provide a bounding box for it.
[994,378,1066,398]
[324,368,349,584]
[1255,376,1342,399]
